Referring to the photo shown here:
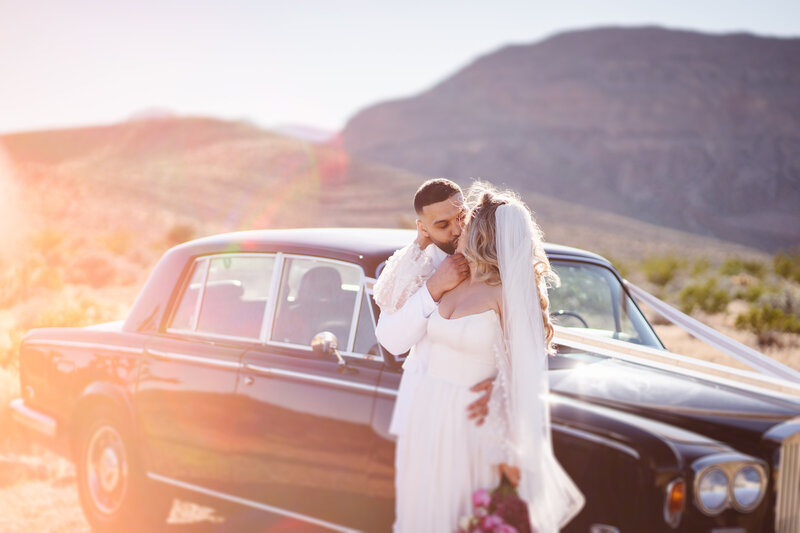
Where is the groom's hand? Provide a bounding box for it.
[426,253,469,301]
[467,377,493,426]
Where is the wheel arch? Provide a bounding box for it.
[69,382,136,461]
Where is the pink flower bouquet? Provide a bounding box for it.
[456,475,531,533]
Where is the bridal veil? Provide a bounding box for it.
[495,202,585,532]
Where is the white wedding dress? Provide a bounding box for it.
[395,307,508,533]
[393,202,585,533]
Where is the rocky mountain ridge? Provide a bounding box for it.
[342,26,800,251]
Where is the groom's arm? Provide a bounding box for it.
[375,283,438,355]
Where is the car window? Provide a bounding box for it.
[353,292,380,356]
[185,255,276,339]
[548,260,661,348]
[171,259,207,331]
[271,257,362,349]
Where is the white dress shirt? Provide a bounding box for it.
[375,243,448,437]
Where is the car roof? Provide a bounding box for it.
[175,228,611,276]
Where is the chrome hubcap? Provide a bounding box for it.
[86,425,128,515]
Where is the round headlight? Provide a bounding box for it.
[697,468,729,515]
[732,465,765,511]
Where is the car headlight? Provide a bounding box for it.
[732,465,766,511]
[696,467,729,515]
[692,454,769,517]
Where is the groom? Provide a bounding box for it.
[374,179,494,493]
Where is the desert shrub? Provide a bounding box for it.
[735,305,800,346]
[774,248,800,283]
[0,256,63,308]
[25,293,120,330]
[692,257,710,277]
[64,252,116,288]
[679,278,730,314]
[641,255,684,287]
[735,284,771,303]
[720,257,766,278]
[0,326,22,371]
[166,223,196,247]
[101,229,133,256]
[30,228,65,258]
[603,255,630,279]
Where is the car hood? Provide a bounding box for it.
[549,354,800,441]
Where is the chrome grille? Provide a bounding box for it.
[776,432,800,533]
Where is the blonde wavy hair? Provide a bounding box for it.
[461,182,560,353]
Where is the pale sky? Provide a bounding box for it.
[1,0,798,134]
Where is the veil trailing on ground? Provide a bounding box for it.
[495,202,585,532]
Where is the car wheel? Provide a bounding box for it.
[76,406,172,532]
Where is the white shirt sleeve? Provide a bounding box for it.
[375,283,438,356]
[373,241,435,314]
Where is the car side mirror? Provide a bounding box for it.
[311,332,358,374]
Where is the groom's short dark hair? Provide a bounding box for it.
[414,179,461,214]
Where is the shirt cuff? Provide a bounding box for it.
[421,283,438,318]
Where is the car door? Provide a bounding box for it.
[233,255,384,531]
[136,253,277,493]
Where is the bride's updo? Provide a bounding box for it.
[461,182,560,353]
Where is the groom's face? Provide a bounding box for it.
[417,193,466,255]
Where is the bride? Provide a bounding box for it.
[394,183,585,532]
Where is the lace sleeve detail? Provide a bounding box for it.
[373,241,435,313]
[484,335,515,467]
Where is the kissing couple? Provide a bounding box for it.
[373,179,585,533]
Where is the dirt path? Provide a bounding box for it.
[0,452,326,533]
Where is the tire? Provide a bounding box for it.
[75,406,172,532]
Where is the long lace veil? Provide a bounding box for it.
[495,202,585,532]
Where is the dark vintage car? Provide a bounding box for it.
[10,228,800,533]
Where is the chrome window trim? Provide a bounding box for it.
[345,281,363,353]
[268,253,369,357]
[165,327,264,345]
[169,252,278,341]
[147,473,359,533]
[191,257,210,331]
[365,276,376,292]
[145,348,241,370]
[377,387,398,398]
[265,339,372,361]
[375,260,387,279]
[363,290,384,362]
[23,339,144,356]
[259,252,284,343]
[243,363,377,395]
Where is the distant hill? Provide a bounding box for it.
[342,26,800,252]
[0,116,764,265]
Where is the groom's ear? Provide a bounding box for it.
[416,219,429,237]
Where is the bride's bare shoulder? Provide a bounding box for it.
[473,280,503,313]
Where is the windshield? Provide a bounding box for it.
[548,260,662,349]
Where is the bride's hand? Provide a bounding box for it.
[498,463,521,487]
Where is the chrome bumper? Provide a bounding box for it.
[9,398,57,438]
